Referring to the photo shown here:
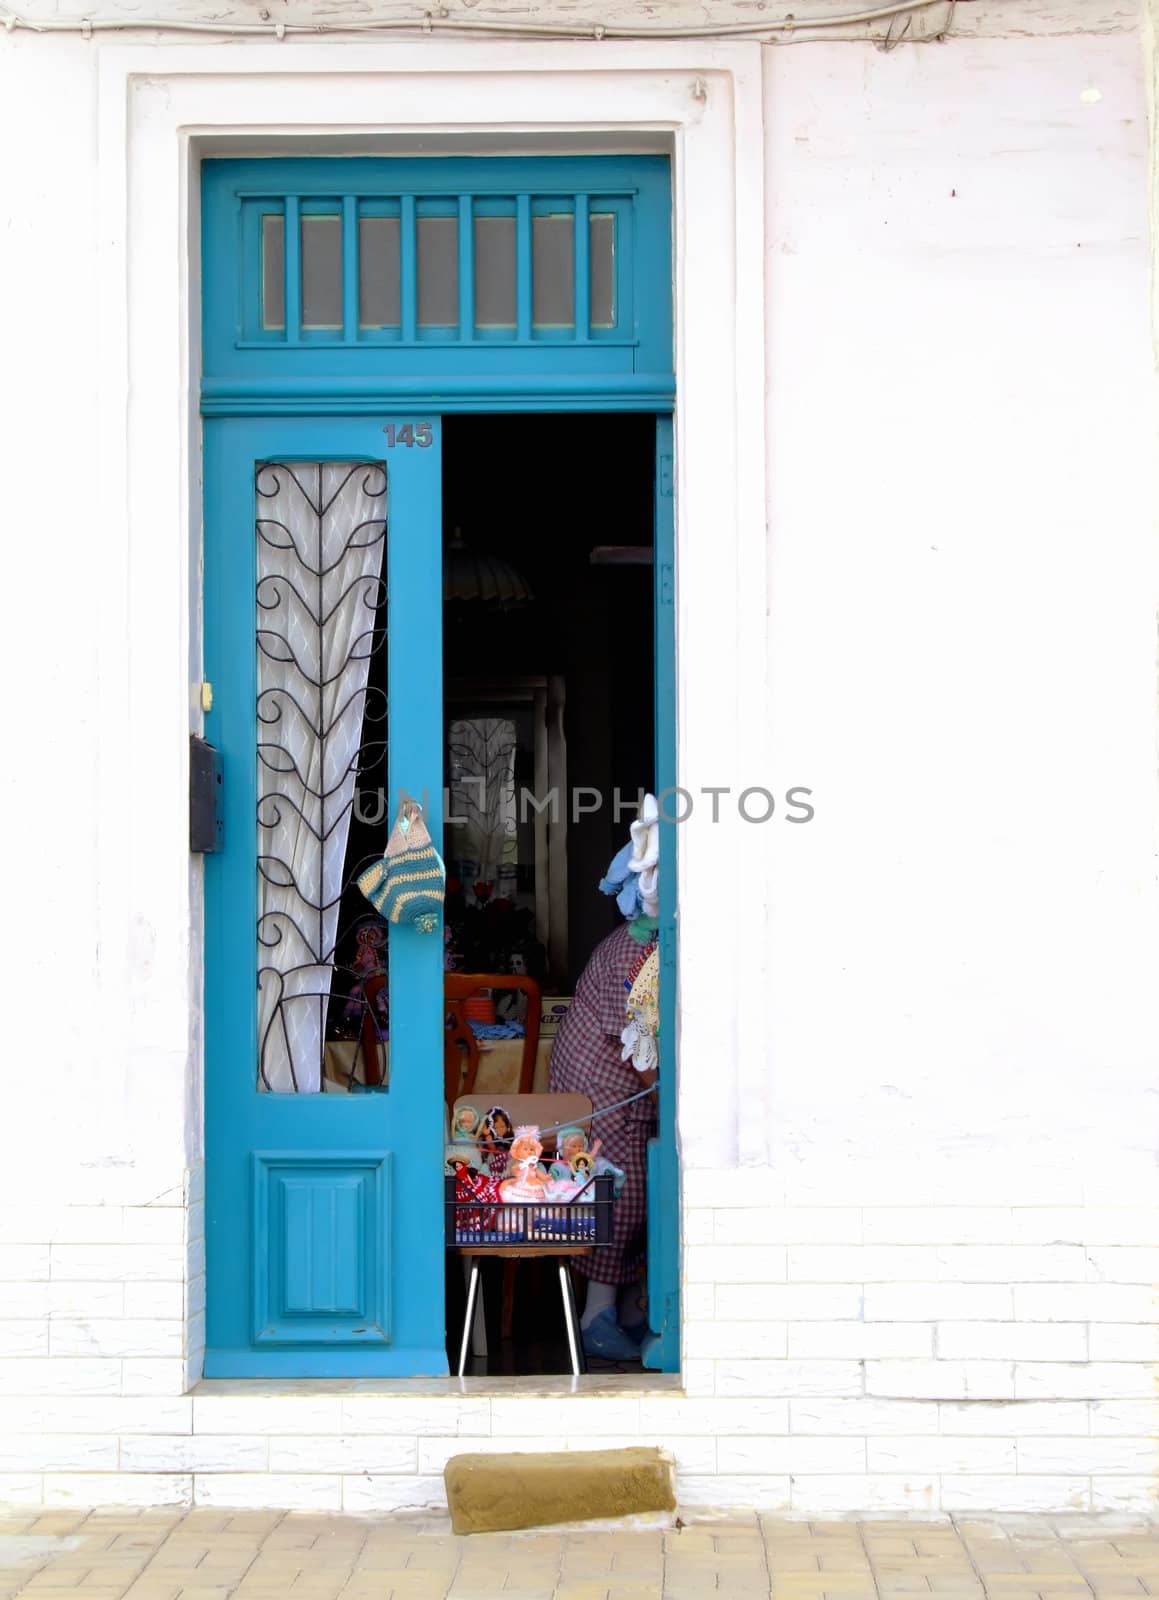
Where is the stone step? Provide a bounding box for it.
[444,1445,676,1535]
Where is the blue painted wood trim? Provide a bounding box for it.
[400,195,417,343]
[642,412,680,1375]
[574,193,590,343]
[283,196,301,345]
[457,194,474,343]
[203,1348,449,1378]
[202,375,675,417]
[341,197,359,344]
[515,194,532,341]
[385,417,446,1371]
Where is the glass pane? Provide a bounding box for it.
[474,216,516,329]
[590,212,615,329]
[262,214,285,330]
[533,214,574,329]
[301,215,342,330]
[417,216,458,327]
[255,461,390,1095]
[444,706,545,1004]
[447,718,520,888]
[359,216,401,328]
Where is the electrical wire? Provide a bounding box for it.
[537,1084,658,1139]
[0,0,954,41]
[470,1084,659,1157]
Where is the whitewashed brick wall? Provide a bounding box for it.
[0,1166,202,1410]
[675,1171,1159,1513]
[0,1163,1155,1512]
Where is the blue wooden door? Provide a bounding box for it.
[203,415,447,1376]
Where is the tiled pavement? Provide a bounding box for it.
[0,1507,1158,1599]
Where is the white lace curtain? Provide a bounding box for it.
[255,461,387,1093]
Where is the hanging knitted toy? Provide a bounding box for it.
[357,800,445,933]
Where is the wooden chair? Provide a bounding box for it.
[355,971,542,1102]
[443,973,541,1106]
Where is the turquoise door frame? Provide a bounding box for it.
[642,414,678,1372]
[203,415,447,1375]
[201,154,679,1376]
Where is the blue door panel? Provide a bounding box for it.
[253,1152,391,1344]
[203,415,446,1377]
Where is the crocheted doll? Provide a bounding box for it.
[358,800,445,933]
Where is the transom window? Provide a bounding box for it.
[201,156,673,411]
[255,196,619,342]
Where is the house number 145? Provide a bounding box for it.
[383,423,433,448]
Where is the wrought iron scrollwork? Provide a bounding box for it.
[254,461,391,1093]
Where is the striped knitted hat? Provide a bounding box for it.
[357,801,445,934]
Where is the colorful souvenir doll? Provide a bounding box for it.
[445,1143,478,1180]
[544,1125,601,1200]
[545,1125,624,1195]
[540,1148,602,1234]
[341,924,389,1036]
[446,1143,501,1239]
[547,1123,590,1183]
[481,1105,514,1180]
[499,1126,550,1203]
[450,1103,482,1145]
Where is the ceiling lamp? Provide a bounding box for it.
[444,527,534,608]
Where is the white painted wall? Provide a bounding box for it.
[763,27,1157,1189]
[0,0,1138,43]
[0,7,1155,1515]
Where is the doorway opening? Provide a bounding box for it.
[440,412,660,1375]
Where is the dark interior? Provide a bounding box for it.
[442,412,656,1372]
[442,412,655,988]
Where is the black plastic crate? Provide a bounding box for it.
[444,1173,614,1249]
